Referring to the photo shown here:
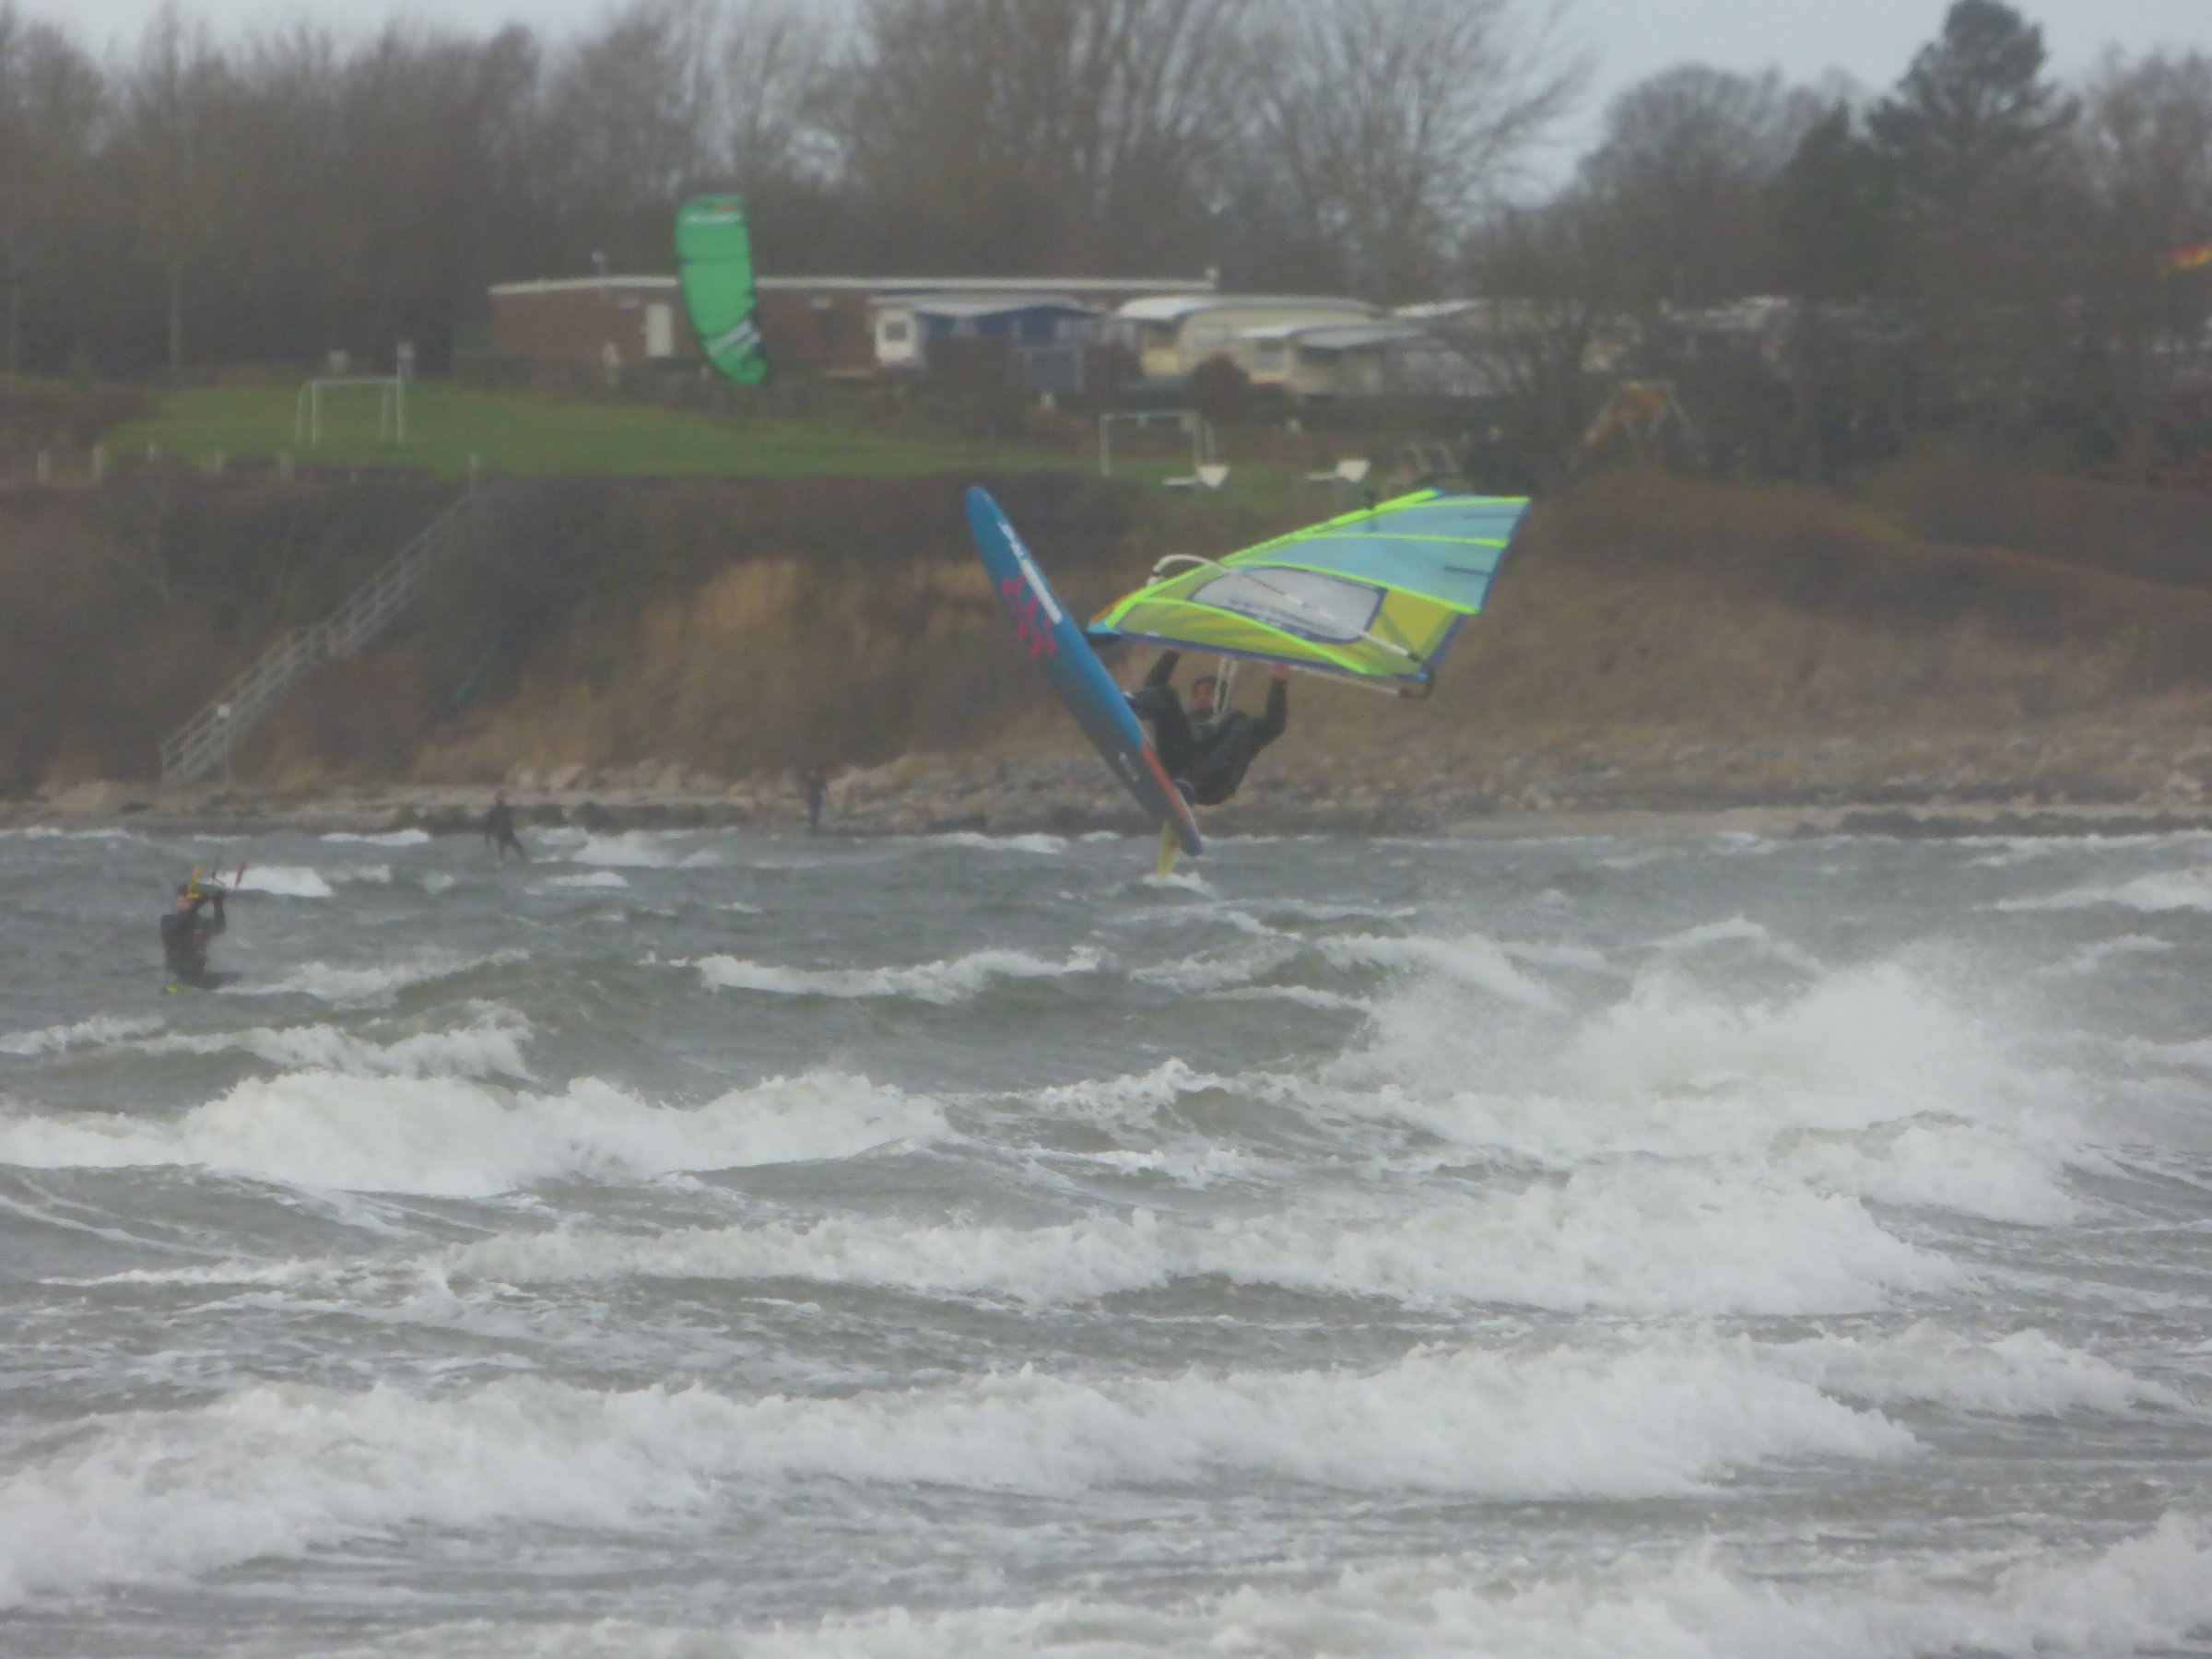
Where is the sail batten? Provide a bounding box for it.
[1088,488,1529,687]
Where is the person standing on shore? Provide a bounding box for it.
[484,793,528,861]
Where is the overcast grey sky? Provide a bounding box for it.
[17,0,2209,168]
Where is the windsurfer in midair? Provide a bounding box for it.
[1127,651,1288,806]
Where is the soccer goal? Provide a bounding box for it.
[292,376,407,447]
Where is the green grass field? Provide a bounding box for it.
[109,381,1102,479]
[109,381,1319,508]
[105,380,1338,524]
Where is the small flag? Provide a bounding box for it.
[2164,241,2212,273]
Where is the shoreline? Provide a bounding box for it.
[12,763,2212,845]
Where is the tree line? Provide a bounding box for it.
[0,0,2206,477]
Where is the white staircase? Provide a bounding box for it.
[159,492,481,784]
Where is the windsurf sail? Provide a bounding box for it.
[677,194,767,385]
[1088,489,1527,688]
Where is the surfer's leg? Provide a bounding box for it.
[1190,726,1261,806]
[1137,695,1197,779]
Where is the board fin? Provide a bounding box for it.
[1156,820,1181,878]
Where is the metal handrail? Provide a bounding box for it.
[159,493,478,783]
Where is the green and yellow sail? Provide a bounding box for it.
[1088,489,1527,688]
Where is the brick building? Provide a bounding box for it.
[488,274,1215,377]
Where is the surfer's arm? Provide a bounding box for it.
[1253,675,1288,748]
[1143,651,1181,690]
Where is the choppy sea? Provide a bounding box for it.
[2,818,2210,1656]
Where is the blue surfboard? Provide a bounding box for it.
[966,487,1203,860]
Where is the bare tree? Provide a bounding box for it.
[0,6,103,374]
[715,0,837,193]
[113,5,236,372]
[1581,65,1824,306]
[1453,190,1627,485]
[828,0,1253,275]
[536,0,721,271]
[1238,0,1583,300]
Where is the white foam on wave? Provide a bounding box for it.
[243,949,528,1008]
[1764,1324,2188,1417]
[1133,935,1302,994]
[0,1069,941,1196]
[0,1014,164,1058]
[2000,867,2212,913]
[433,1167,1945,1315]
[2045,934,2175,977]
[692,947,1100,1005]
[0,1342,1909,1604]
[0,826,140,841]
[1319,931,1560,1009]
[1320,960,2084,1224]
[235,865,334,898]
[917,831,1070,855]
[320,829,431,846]
[563,831,731,870]
[1025,1058,1232,1119]
[1649,915,1822,974]
[288,1512,2212,1659]
[1216,984,1368,1013]
[1141,869,1211,894]
[544,871,629,889]
[135,1007,533,1080]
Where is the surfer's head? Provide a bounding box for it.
[1189,676,1218,717]
[173,887,194,909]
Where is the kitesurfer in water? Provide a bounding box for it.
[483,793,528,861]
[160,880,229,988]
[1127,650,1288,806]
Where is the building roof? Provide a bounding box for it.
[492,274,1212,300]
[1392,299,1483,322]
[1114,293,1376,324]
[888,296,1100,322]
[489,276,678,298]
[1276,322,1433,352]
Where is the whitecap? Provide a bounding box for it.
[0,1068,942,1197]
[691,947,1100,1005]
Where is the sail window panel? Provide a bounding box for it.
[1190,567,1382,644]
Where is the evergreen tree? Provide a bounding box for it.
[1772,105,1896,300]
[1869,0,2073,209]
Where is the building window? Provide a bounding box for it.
[882,320,912,344]
[1189,324,1230,348]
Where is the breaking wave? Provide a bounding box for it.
[692,947,1101,1004]
[0,1069,944,1196]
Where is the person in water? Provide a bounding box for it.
[1127,650,1289,806]
[483,793,528,861]
[160,881,228,987]
[802,769,828,833]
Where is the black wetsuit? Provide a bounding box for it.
[484,802,527,861]
[1127,651,1288,807]
[160,890,226,985]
